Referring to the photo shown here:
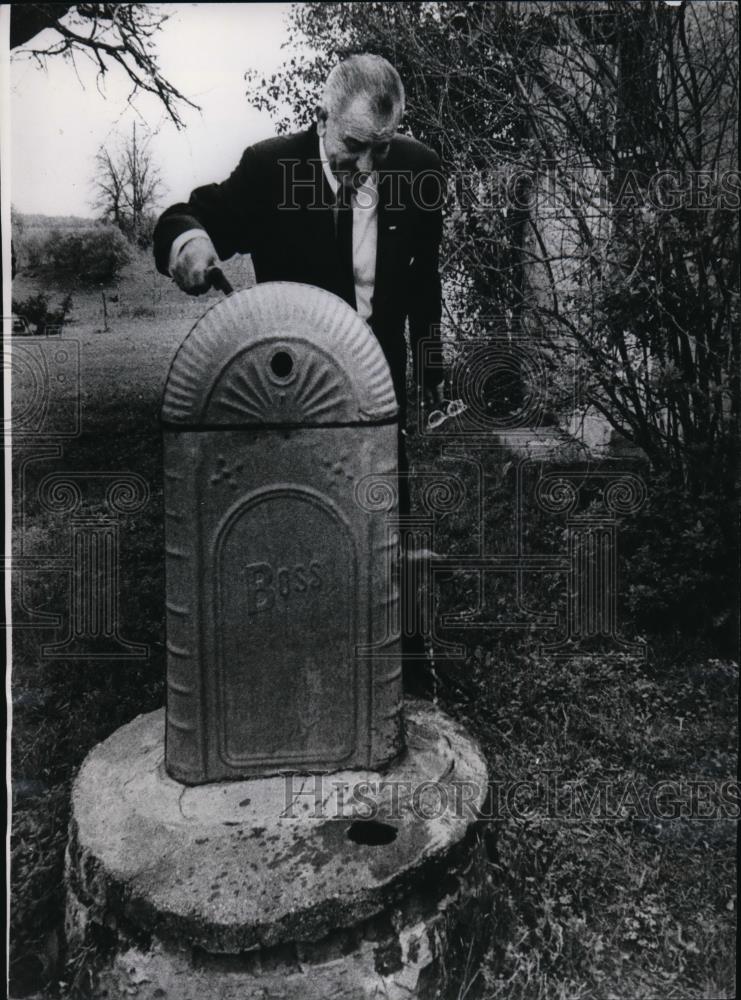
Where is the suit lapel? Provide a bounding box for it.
[374,167,398,312]
[374,142,412,315]
[296,127,343,292]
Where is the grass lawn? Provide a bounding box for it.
[9,248,737,999]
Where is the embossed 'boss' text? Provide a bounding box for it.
[243,561,322,614]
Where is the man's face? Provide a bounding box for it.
[317,94,400,193]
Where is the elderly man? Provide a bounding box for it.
[154,54,444,693]
[154,52,445,415]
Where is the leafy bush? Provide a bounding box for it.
[137,211,158,249]
[618,473,737,652]
[44,225,131,283]
[117,210,158,249]
[253,3,739,494]
[12,292,73,335]
[20,231,48,271]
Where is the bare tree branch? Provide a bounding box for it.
[11,3,199,128]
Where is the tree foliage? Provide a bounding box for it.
[249,1,739,491]
[39,225,131,282]
[10,3,197,127]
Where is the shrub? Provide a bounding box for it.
[44,225,131,283]
[118,211,158,249]
[618,473,736,653]
[20,231,47,271]
[12,293,73,335]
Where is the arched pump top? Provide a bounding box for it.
[161,283,399,428]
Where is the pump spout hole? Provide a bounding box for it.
[346,820,398,846]
[270,351,293,378]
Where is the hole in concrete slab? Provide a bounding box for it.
[346,820,398,846]
[270,351,293,379]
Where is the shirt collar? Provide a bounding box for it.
[318,135,377,201]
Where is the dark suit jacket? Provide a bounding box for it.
[153,124,444,406]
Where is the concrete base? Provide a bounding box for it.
[65,700,490,999]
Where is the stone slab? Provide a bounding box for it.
[67,700,489,954]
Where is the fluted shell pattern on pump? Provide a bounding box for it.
[162,283,399,426]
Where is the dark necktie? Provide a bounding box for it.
[335,186,357,310]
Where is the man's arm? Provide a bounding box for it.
[153,145,265,284]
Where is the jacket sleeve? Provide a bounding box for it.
[406,153,445,390]
[153,145,264,276]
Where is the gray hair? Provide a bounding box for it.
[321,54,405,121]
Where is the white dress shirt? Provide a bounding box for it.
[168,135,379,321]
